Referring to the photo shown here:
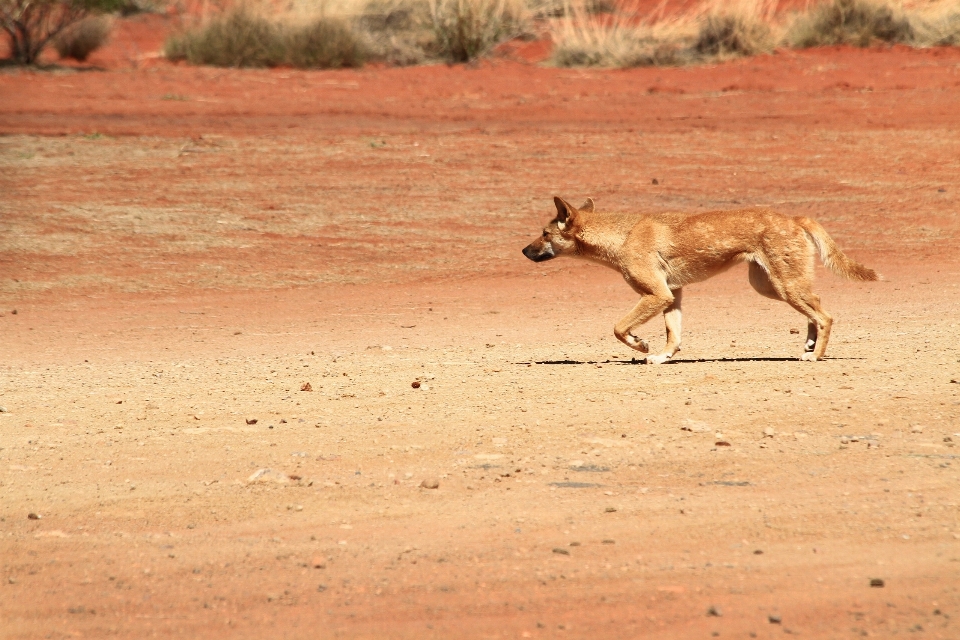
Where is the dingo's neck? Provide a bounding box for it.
[574,214,631,270]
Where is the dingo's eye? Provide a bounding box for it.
[542,230,549,238]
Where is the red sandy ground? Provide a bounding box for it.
[2,14,960,640]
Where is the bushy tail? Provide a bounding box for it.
[797,217,879,281]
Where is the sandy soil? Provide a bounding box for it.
[2,18,960,639]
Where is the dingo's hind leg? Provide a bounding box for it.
[749,261,819,355]
[804,322,817,354]
[785,290,831,361]
[758,255,832,361]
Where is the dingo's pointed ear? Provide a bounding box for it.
[553,196,580,233]
[579,197,594,213]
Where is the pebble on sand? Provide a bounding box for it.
[420,479,440,489]
[552,548,570,555]
[605,507,617,513]
[411,381,421,389]
[707,605,722,617]
[681,419,710,432]
[870,578,885,588]
[27,513,40,520]
[247,468,290,484]
[245,418,258,425]
[300,382,313,392]
[768,615,782,624]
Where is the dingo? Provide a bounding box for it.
[522,197,878,363]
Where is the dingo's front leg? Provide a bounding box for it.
[614,293,674,361]
[646,289,683,364]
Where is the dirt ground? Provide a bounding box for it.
[3,19,960,639]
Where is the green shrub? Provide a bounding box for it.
[53,14,112,61]
[786,0,914,48]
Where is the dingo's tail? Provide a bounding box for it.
[797,217,879,282]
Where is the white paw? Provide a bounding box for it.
[644,353,671,365]
[800,352,818,362]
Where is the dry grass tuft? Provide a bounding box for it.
[550,0,693,67]
[165,8,283,67]
[357,0,435,65]
[785,0,914,47]
[428,0,528,61]
[909,0,960,46]
[283,16,367,67]
[165,6,365,68]
[54,15,114,62]
[550,20,686,66]
[694,10,774,57]
[163,0,960,69]
[550,0,778,67]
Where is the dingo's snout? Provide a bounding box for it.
[522,240,555,262]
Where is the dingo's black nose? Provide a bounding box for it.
[522,244,555,262]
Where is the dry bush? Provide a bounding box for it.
[165,6,366,68]
[53,14,112,61]
[165,8,283,66]
[428,0,528,61]
[785,0,914,47]
[909,0,960,46]
[360,0,558,64]
[550,0,777,67]
[550,17,689,66]
[357,0,434,64]
[550,0,696,67]
[694,10,774,57]
[1,0,122,64]
[283,16,366,67]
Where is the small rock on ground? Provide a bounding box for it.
[247,468,290,484]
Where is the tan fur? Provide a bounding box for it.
[522,197,879,363]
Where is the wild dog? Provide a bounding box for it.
[522,197,878,363]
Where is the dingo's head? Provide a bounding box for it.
[522,196,593,262]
